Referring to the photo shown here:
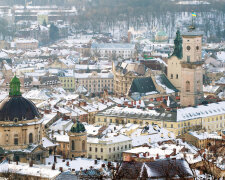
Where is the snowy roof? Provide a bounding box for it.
[215,77,225,85]
[203,85,220,93]
[0,51,9,59]
[155,74,179,94]
[88,134,131,144]
[0,161,60,179]
[42,137,58,148]
[177,101,225,121]
[41,113,57,125]
[14,38,38,43]
[91,43,135,50]
[76,86,87,94]
[188,131,222,140]
[45,155,112,172]
[216,51,225,61]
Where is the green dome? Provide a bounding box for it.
[157,31,167,37]
[70,121,86,133]
[9,76,21,97]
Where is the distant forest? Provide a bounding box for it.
[5,0,225,41]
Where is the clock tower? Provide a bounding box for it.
[180,30,204,107]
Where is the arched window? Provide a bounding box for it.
[186,81,190,92]
[82,140,85,151]
[29,133,33,144]
[14,134,18,145]
[71,140,75,151]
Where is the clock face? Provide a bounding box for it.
[196,46,199,50]
[187,46,191,51]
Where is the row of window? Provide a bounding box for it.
[89,144,131,153]
[11,133,34,145]
[170,74,179,79]
[88,153,122,160]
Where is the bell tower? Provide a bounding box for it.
[180,30,204,107]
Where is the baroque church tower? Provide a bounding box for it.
[168,29,204,107]
[180,31,204,107]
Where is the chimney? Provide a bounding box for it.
[54,155,57,163]
[66,161,69,166]
[107,161,111,168]
[52,163,55,170]
[29,161,33,167]
[173,148,176,155]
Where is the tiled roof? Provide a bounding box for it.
[130,77,158,94]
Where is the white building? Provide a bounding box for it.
[91,43,136,59]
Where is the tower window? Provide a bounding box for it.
[176,74,178,79]
[186,81,190,92]
[171,74,173,79]
[72,140,75,150]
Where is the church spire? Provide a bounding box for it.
[172,30,183,59]
[9,76,21,97]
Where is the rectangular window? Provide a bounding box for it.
[95,148,98,152]
[187,56,190,62]
[89,147,92,151]
[101,148,103,152]
[171,124,173,128]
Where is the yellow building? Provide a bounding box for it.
[87,134,132,161]
[59,71,114,93]
[113,60,150,96]
[95,101,225,136]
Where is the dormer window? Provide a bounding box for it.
[14,118,18,123]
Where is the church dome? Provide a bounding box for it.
[70,120,86,133]
[0,96,40,121]
[0,76,40,122]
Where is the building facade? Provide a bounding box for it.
[113,60,149,96]
[0,76,47,163]
[87,135,132,161]
[91,43,136,59]
[59,71,114,93]
[95,101,225,136]
[68,121,87,158]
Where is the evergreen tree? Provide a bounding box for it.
[49,23,59,42]
[42,19,47,27]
